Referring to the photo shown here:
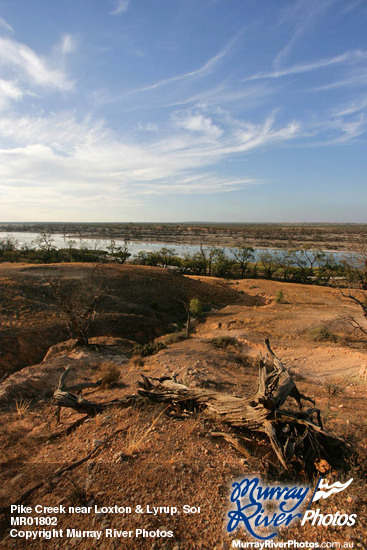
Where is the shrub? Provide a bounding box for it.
[207,336,240,349]
[307,325,337,342]
[325,382,344,397]
[189,298,203,319]
[99,361,121,389]
[133,341,166,357]
[15,398,32,417]
[275,290,284,303]
[162,330,187,345]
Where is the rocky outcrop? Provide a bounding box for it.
[0,337,132,408]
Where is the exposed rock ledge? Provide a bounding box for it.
[0,337,133,408]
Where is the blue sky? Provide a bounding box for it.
[0,0,366,223]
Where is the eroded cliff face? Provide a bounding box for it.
[0,262,240,376]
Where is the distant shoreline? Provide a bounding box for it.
[1,222,365,252]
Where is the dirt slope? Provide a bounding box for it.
[0,273,366,549]
[0,263,239,376]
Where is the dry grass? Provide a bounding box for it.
[14,398,32,417]
[124,406,167,456]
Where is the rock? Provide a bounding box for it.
[113,451,129,463]
[347,495,362,504]
[10,474,23,485]
[85,476,93,491]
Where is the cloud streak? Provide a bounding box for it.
[0,17,13,32]
[274,0,337,68]
[121,35,237,97]
[109,0,130,16]
[244,50,367,81]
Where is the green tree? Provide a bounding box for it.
[189,298,203,319]
[0,235,20,262]
[183,297,204,338]
[156,247,178,268]
[258,250,282,279]
[33,232,58,263]
[231,246,255,278]
[293,247,326,283]
[107,238,131,264]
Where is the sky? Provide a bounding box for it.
[0,0,366,223]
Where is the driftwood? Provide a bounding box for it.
[137,339,351,474]
[52,366,136,419]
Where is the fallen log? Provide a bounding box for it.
[137,339,352,474]
[52,366,137,418]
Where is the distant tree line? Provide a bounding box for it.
[1,221,366,246]
[131,245,346,285]
[0,233,355,287]
[0,233,130,265]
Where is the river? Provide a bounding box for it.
[0,231,354,264]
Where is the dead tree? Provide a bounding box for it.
[339,239,367,336]
[137,339,351,475]
[51,342,351,476]
[44,264,106,346]
[339,287,367,336]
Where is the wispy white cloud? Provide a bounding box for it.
[0,35,74,90]
[0,100,363,220]
[274,0,337,68]
[60,34,77,55]
[123,36,236,97]
[313,114,367,144]
[311,69,367,91]
[333,96,367,117]
[0,17,13,33]
[136,173,260,196]
[137,122,158,132]
[109,0,130,16]
[339,0,362,16]
[0,78,23,102]
[172,110,223,140]
[244,50,367,81]
[334,114,366,142]
[0,108,301,219]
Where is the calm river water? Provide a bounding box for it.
[0,231,353,263]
